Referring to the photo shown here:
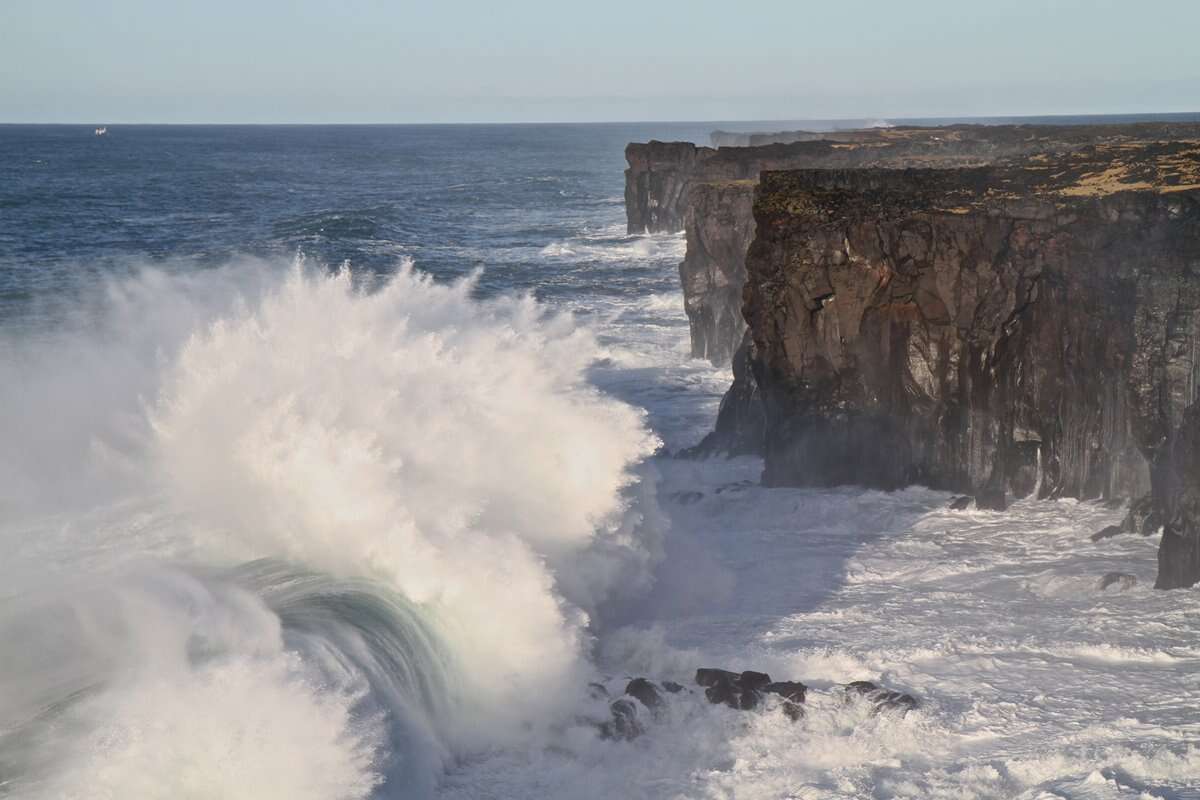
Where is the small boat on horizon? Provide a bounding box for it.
[94,127,107,136]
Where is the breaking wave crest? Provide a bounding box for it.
[0,258,662,798]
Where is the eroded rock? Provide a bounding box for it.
[1099,572,1138,591]
[707,143,1200,588]
[624,678,662,710]
[1091,525,1125,542]
[844,681,920,714]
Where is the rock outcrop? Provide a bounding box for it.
[628,123,1200,367]
[709,139,1200,587]
[710,129,840,148]
[681,180,757,363]
[592,669,915,742]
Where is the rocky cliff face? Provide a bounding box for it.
[630,124,1200,367]
[624,141,714,234]
[710,140,1200,587]
[680,181,756,364]
[710,130,835,148]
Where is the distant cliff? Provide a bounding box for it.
[629,123,1200,368]
[707,140,1200,587]
[710,130,834,148]
[680,180,756,364]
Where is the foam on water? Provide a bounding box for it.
[435,458,1200,798]
[0,258,664,798]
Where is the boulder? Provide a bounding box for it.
[844,681,920,714]
[599,698,643,741]
[624,678,662,710]
[1099,572,1137,591]
[1091,525,1125,542]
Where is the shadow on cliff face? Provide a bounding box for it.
[597,455,942,651]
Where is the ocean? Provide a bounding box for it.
[1,122,1198,799]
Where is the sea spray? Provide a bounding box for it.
[0,258,662,798]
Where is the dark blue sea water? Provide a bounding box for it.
[8,113,1198,323]
[0,123,717,323]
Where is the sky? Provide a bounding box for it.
[2,0,1198,124]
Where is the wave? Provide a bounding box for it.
[0,257,663,798]
[539,230,685,264]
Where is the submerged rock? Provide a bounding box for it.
[600,698,643,741]
[948,496,973,510]
[1099,572,1138,591]
[696,668,765,710]
[1124,493,1162,537]
[1091,525,1125,542]
[763,680,808,721]
[695,668,808,718]
[624,678,663,710]
[844,681,920,714]
[694,667,742,687]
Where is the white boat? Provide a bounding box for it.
[94,127,107,136]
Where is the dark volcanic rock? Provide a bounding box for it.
[688,334,765,456]
[630,123,1200,368]
[844,681,920,713]
[712,139,1200,587]
[1100,571,1138,591]
[948,496,973,510]
[1124,493,1162,536]
[703,680,739,708]
[763,680,808,719]
[695,668,741,687]
[624,141,711,234]
[1156,405,1200,588]
[696,668,773,711]
[681,180,757,364]
[600,698,643,741]
[1091,525,1126,542]
[624,678,662,709]
[763,680,808,703]
[737,670,772,691]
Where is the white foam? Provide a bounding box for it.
[0,258,664,796]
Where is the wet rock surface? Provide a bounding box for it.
[843,681,920,714]
[1099,571,1138,591]
[1091,525,1126,542]
[592,669,839,740]
[701,140,1200,588]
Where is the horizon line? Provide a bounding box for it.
[4,110,1200,127]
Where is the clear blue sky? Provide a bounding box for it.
[2,0,1198,123]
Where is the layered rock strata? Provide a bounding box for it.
[629,123,1200,366]
[710,141,1200,586]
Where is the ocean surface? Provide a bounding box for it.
[1,121,1198,799]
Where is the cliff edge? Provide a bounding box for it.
[630,123,1200,367]
[710,140,1200,587]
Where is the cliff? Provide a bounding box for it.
[631,123,1200,367]
[709,140,1200,587]
[710,130,835,148]
[680,180,757,363]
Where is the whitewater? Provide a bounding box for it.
[0,124,1197,799]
